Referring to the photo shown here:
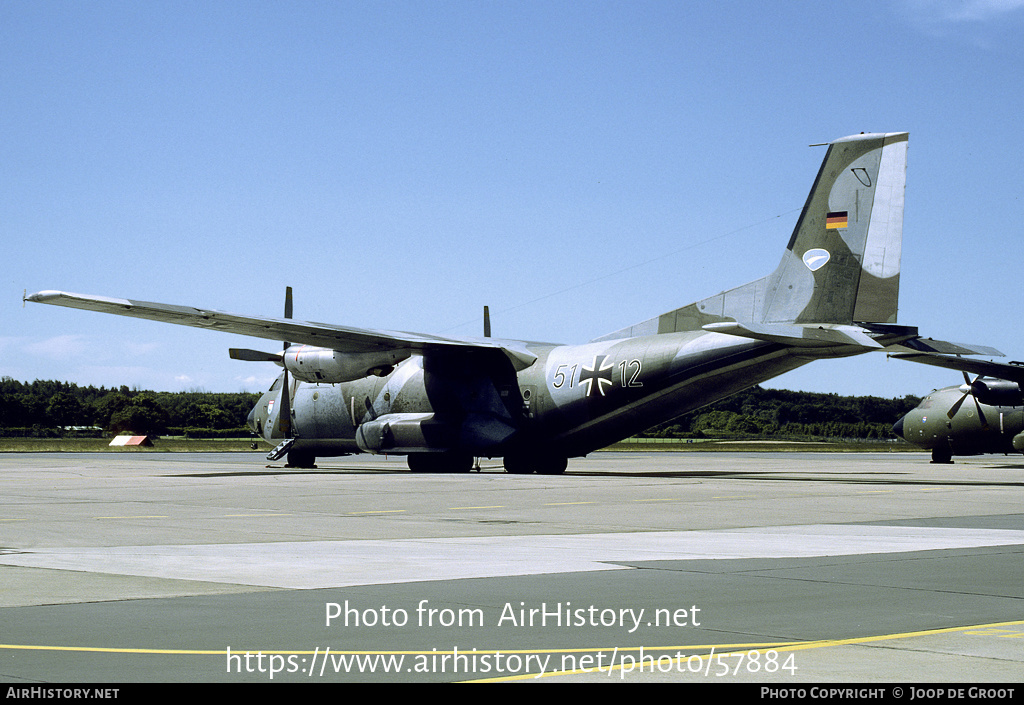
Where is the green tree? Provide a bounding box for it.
[46,391,85,427]
[109,394,168,434]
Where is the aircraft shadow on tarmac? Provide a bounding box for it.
[166,466,416,478]
[566,469,1024,487]
[166,465,1024,488]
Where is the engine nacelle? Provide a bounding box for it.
[355,412,454,454]
[971,379,1023,407]
[283,345,411,384]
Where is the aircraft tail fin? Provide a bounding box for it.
[592,132,908,342]
[761,131,908,326]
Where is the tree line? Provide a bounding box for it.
[640,386,921,441]
[1,377,918,442]
[0,378,258,438]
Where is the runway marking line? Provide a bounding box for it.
[962,627,1024,638]
[93,516,169,520]
[473,618,1024,682]
[1,618,1021,664]
[222,513,293,518]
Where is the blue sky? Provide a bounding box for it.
[3,0,1023,398]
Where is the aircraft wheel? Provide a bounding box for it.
[440,452,473,473]
[536,456,568,475]
[503,453,567,475]
[286,450,317,469]
[930,447,954,464]
[502,454,532,474]
[407,453,473,473]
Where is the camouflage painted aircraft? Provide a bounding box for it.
[27,131,996,473]
[891,353,1024,463]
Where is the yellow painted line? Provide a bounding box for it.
[222,513,293,518]
[787,619,1024,649]
[962,627,1024,637]
[0,644,227,655]
[468,618,1024,683]
[0,641,802,656]
[3,618,1020,679]
[94,516,168,520]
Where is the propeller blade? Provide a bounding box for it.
[972,393,990,431]
[946,373,991,429]
[947,392,969,418]
[279,286,294,437]
[229,348,283,363]
[283,285,293,351]
[279,369,292,437]
[483,305,491,338]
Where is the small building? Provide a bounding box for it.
[108,435,153,447]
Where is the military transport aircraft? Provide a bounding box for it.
[27,131,999,473]
[891,353,1024,463]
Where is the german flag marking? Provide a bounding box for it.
[826,211,848,229]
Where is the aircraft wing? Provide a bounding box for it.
[25,290,538,370]
[890,351,1024,385]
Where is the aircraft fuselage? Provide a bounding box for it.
[250,330,870,468]
[893,386,1024,462]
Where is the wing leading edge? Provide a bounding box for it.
[24,290,538,371]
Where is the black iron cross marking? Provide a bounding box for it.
[579,355,614,397]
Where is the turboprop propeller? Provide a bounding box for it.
[946,371,990,430]
[230,287,295,443]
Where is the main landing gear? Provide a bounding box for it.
[404,452,569,474]
[502,453,568,475]
[286,449,317,468]
[407,452,474,473]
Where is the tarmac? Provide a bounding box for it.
[0,450,1022,684]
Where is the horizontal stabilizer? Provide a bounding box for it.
[890,338,1004,357]
[702,321,884,349]
[890,352,1024,384]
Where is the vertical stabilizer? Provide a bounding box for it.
[763,132,908,325]
[591,132,908,343]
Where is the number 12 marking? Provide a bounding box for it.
[619,359,643,388]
